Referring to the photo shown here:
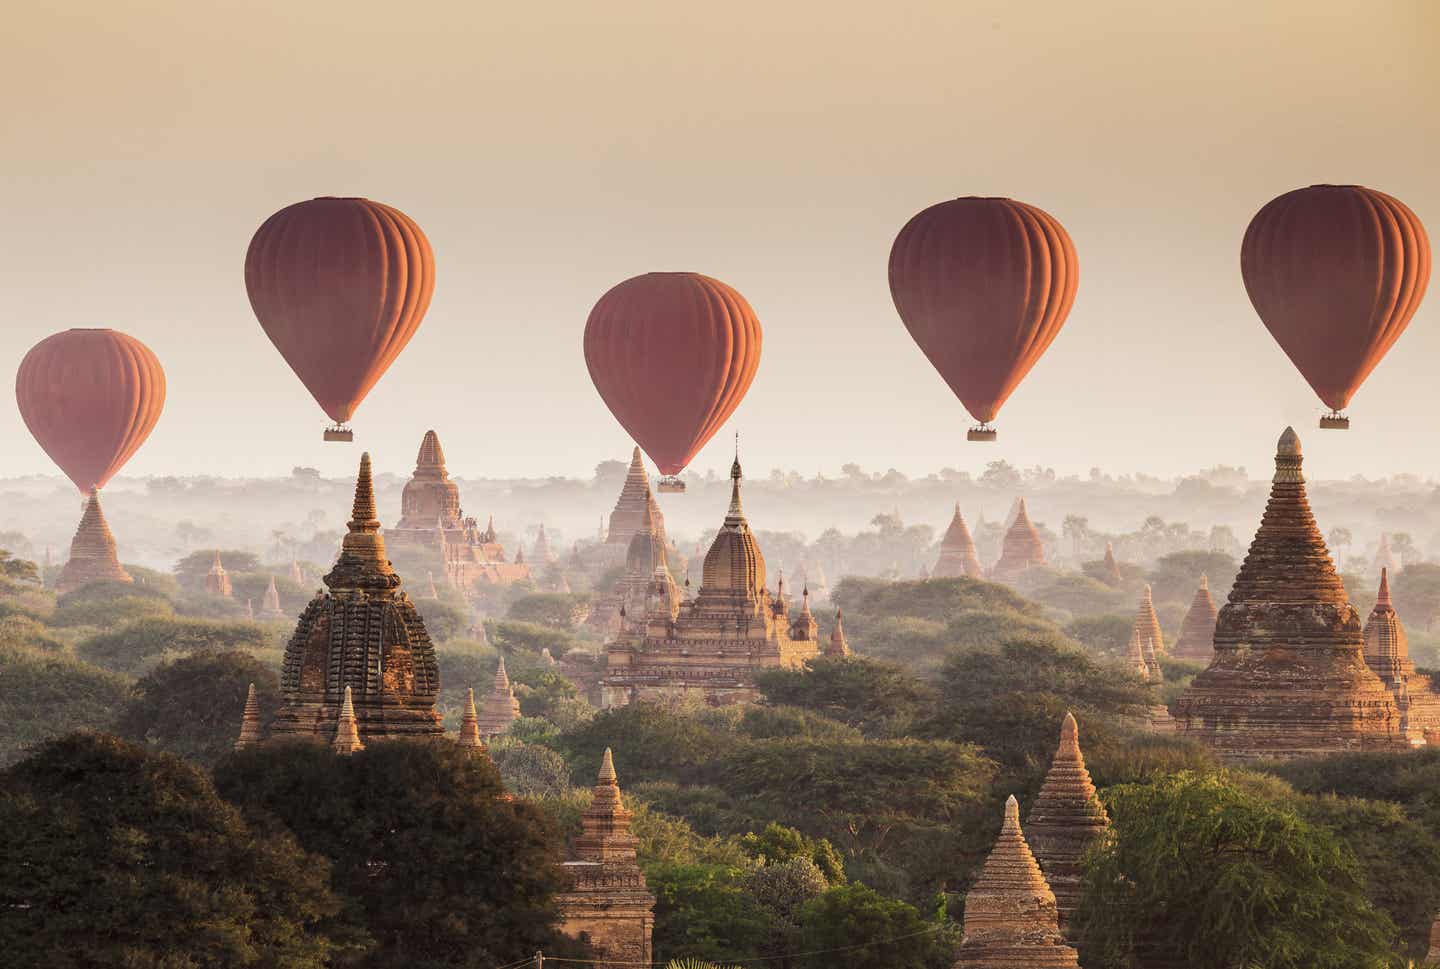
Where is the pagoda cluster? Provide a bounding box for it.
[932,500,1048,584]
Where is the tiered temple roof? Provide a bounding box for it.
[54,489,131,594]
[477,656,521,735]
[457,687,487,754]
[1025,713,1110,932]
[1173,429,1405,761]
[590,492,671,633]
[604,448,666,554]
[272,453,444,743]
[601,457,821,707]
[955,796,1080,968]
[1171,575,1219,663]
[204,550,233,598]
[1130,585,1164,682]
[991,499,1047,583]
[934,504,985,579]
[387,430,531,588]
[1363,569,1440,745]
[557,749,655,964]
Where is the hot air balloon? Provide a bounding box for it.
[888,197,1079,441]
[16,329,166,493]
[584,273,762,493]
[1241,185,1430,429]
[244,197,436,441]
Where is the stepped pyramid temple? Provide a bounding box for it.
[934,504,985,578]
[386,430,531,588]
[590,492,671,633]
[262,576,284,617]
[557,749,655,964]
[271,453,444,743]
[55,489,131,594]
[1171,575,1219,663]
[991,498,1047,583]
[1026,714,1110,932]
[955,796,1081,969]
[1100,543,1123,586]
[1128,585,1165,682]
[204,550,233,597]
[1173,429,1405,761]
[587,448,668,573]
[477,656,521,735]
[1363,569,1440,745]
[600,457,822,707]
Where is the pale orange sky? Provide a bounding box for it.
[2,0,1437,485]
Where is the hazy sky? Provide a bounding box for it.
[3,1,1438,486]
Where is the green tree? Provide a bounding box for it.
[1147,550,1238,604]
[413,596,470,641]
[0,733,344,967]
[559,701,721,786]
[1077,771,1403,969]
[0,548,40,590]
[648,861,770,964]
[754,656,932,734]
[795,882,957,969]
[112,651,281,766]
[50,580,174,628]
[1393,563,1440,632]
[741,822,846,883]
[1063,614,1133,658]
[0,644,131,766]
[506,592,592,631]
[214,738,570,967]
[77,615,270,674]
[488,618,580,656]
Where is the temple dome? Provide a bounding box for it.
[625,494,668,576]
[700,459,766,598]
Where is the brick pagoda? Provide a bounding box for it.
[55,488,131,594]
[1025,713,1109,932]
[934,503,985,579]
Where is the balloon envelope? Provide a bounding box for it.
[584,273,762,475]
[888,197,1078,425]
[1241,184,1430,412]
[16,329,166,493]
[244,197,435,424]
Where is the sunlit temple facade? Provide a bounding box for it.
[600,457,822,707]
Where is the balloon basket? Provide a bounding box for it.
[1319,413,1349,430]
[323,425,354,442]
[657,476,686,493]
[966,425,997,442]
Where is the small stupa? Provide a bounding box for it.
[204,550,233,598]
[55,489,132,594]
[289,558,306,587]
[1099,543,1123,587]
[271,453,443,743]
[1173,428,1405,761]
[991,499,1047,584]
[1363,569,1440,745]
[331,685,365,755]
[532,524,557,565]
[1025,714,1110,932]
[1131,585,1165,681]
[955,796,1080,968]
[234,683,262,750]
[556,748,655,964]
[478,656,522,735]
[934,504,986,579]
[261,575,285,618]
[825,609,851,657]
[1426,913,1440,966]
[456,687,487,754]
[1171,575,1219,663]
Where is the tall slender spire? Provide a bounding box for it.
[325,453,400,591]
[725,455,745,524]
[262,575,284,617]
[477,656,521,735]
[234,683,262,750]
[457,687,487,753]
[1172,573,1220,662]
[332,686,364,754]
[573,747,639,863]
[825,608,850,657]
[1100,542,1123,586]
[1025,713,1110,932]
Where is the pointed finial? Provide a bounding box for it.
[1003,794,1021,830]
[458,687,486,750]
[332,685,364,754]
[1059,711,1080,755]
[1277,426,1301,457]
[598,746,617,785]
[1143,583,1153,602]
[1199,573,1209,590]
[1378,567,1393,608]
[350,453,379,527]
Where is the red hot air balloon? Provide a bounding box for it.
[888,197,1079,441]
[584,273,762,492]
[245,197,436,441]
[16,329,166,493]
[1241,185,1430,429]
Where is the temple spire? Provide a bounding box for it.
[324,453,400,592]
[1378,567,1393,609]
[477,656,521,735]
[725,456,745,524]
[825,608,850,657]
[234,683,262,750]
[457,687,487,753]
[332,686,364,754]
[934,503,984,579]
[1172,573,1220,662]
[1025,713,1110,932]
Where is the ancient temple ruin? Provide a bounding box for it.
[1129,585,1164,682]
[477,656,522,735]
[557,748,655,964]
[271,453,444,743]
[584,447,668,575]
[600,457,821,707]
[955,796,1080,968]
[824,609,850,657]
[934,503,985,579]
[456,687,487,754]
[261,575,285,618]
[589,492,669,633]
[1099,542,1123,587]
[1363,569,1440,746]
[991,498,1047,583]
[1025,714,1110,932]
[204,550,233,598]
[385,430,531,588]
[1173,428,1405,761]
[1171,575,1219,663]
[54,488,131,594]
